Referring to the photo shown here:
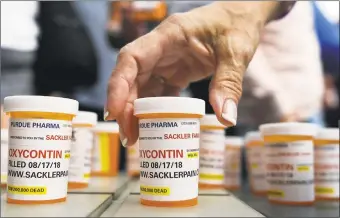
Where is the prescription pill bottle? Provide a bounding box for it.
[1,129,9,188]
[68,111,98,189]
[245,131,266,196]
[314,128,339,202]
[91,122,120,177]
[134,97,205,207]
[4,95,78,204]
[224,136,244,190]
[199,114,226,189]
[127,141,140,178]
[260,122,318,206]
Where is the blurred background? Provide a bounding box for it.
[1,1,339,173]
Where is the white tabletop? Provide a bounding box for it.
[101,195,265,217]
[1,193,113,217]
[199,188,230,196]
[68,175,128,195]
[130,180,230,196]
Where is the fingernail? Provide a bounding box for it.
[103,108,109,121]
[221,99,237,126]
[119,128,128,147]
[122,138,128,147]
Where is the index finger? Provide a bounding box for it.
[105,31,164,120]
[105,14,187,121]
[106,50,139,120]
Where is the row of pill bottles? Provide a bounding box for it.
[199,114,244,190]
[257,123,339,205]
[4,95,123,204]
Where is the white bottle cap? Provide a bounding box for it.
[73,111,98,126]
[316,128,339,141]
[1,129,8,142]
[4,95,79,115]
[134,97,205,116]
[244,131,262,143]
[225,136,244,146]
[94,122,119,133]
[260,122,318,137]
[200,114,226,128]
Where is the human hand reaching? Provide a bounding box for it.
[105,1,292,146]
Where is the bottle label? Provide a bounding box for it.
[7,118,72,200]
[224,145,241,188]
[199,129,225,185]
[265,140,314,202]
[84,133,93,180]
[247,145,267,192]
[127,142,140,174]
[92,133,110,173]
[1,136,8,184]
[139,118,200,201]
[68,128,93,184]
[315,144,339,199]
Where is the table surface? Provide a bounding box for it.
[68,176,128,196]
[1,193,112,217]
[231,185,340,218]
[101,194,265,217]
[2,176,339,217]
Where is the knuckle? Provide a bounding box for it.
[119,45,133,57]
[166,13,185,26]
[155,13,189,45]
[219,30,257,66]
[231,32,257,61]
[213,71,243,100]
[118,73,133,89]
[162,13,188,36]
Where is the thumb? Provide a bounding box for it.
[209,34,256,127]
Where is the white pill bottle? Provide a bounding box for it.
[68,111,97,189]
[314,128,339,202]
[134,97,205,207]
[4,95,78,204]
[260,122,318,206]
[224,136,244,190]
[245,131,266,195]
[199,114,227,189]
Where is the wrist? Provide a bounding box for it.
[271,1,296,21]
[212,1,280,25]
[213,1,295,25]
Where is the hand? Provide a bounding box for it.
[106,1,284,146]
